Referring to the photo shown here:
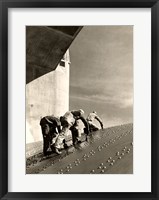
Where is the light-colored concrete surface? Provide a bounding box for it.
[26,50,70,144]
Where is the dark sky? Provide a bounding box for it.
[69,26,133,128]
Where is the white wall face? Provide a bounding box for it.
[26,50,70,144]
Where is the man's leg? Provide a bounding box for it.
[41,124,50,156]
[43,138,50,156]
[54,119,73,154]
[88,122,99,132]
[53,126,69,154]
[75,128,82,143]
[71,127,82,145]
[71,127,78,145]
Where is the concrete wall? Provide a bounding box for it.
[26,50,70,144]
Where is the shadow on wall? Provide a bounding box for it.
[26,26,83,145]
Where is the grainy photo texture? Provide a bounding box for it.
[26,26,133,174]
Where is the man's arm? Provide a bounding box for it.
[57,125,62,134]
[79,116,89,135]
[45,116,54,124]
[95,116,103,129]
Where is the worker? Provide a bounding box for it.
[54,109,89,153]
[40,115,61,156]
[87,111,103,132]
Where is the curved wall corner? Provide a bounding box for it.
[26,50,70,144]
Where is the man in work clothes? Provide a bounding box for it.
[87,111,103,132]
[54,109,89,153]
[40,115,61,155]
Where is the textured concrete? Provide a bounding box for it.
[26,123,133,174]
[26,50,70,143]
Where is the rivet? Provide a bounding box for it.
[118,156,122,159]
[107,160,110,163]
[121,153,125,156]
[109,157,112,159]
[98,166,102,169]
[116,152,120,155]
[91,170,95,173]
[103,166,107,169]
[110,163,114,166]
[100,163,104,166]
[101,170,105,173]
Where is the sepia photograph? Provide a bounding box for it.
[26,26,133,174]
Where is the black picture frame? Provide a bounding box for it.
[0,0,159,199]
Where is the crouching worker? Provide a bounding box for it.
[70,115,89,145]
[87,111,103,132]
[40,115,61,156]
[54,109,89,151]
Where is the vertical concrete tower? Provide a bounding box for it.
[26,50,70,144]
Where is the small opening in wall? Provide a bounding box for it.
[60,61,65,67]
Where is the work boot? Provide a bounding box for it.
[64,143,69,149]
[63,139,69,149]
[54,148,62,155]
[77,140,82,144]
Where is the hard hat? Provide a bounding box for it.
[79,109,84,115]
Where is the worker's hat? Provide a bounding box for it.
[79,109,84,115]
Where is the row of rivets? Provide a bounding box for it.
[89,141,133,174]
[55,132,133,174]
